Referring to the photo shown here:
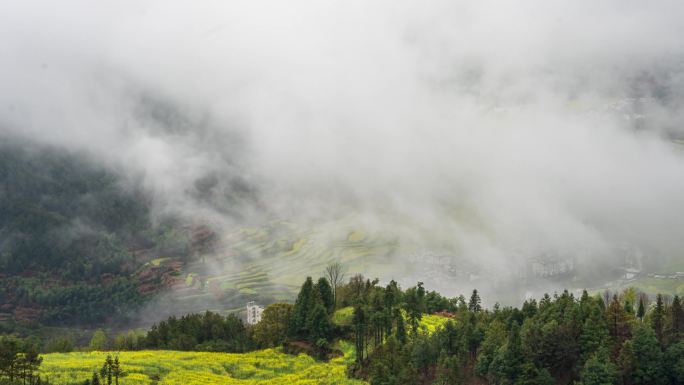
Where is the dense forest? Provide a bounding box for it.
[0,138,193,328]
[341,282,684,385]
[138,274,684,385]
[1,266,684,384]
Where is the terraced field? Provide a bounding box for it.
[149,219,401,319]
[40,342,365,385]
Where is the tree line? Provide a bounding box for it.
[0,336,44,385]
[4,261,684,385]
[253,269,684,385]
[337,277,684,385]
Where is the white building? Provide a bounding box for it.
[246,301,264,325]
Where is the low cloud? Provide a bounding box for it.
[2,0,684,295]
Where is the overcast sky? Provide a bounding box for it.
[2,0,684,276]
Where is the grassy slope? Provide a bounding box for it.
[41,342,365,385]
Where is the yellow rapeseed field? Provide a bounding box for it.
[40,342,366,385]
[418,314,452,334]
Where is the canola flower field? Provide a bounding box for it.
[418,313,452,334]
[40,342,366,385]
[332,306,452,334]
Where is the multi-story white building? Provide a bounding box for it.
[246,301,264,325]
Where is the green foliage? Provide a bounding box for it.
[89,330,108,352]
[616,340,635,385]
[637,296,646,321]
[403,283,425,334]
[580,303,609,363]
[287,276,336,350]
[476,320,507,377]
[44,336,75,353]
[664,341,684,384]
[306,304,331,345]
[368,337,412,385]
[517,362,554,385]
[289,277,315,338]
[488,322,524,384]
[605,294,631,349]
[144,311,252,352]
[37,279,143,325]
[577,349,616,385]
[353,285,683,385]
[112,331,145,351]
[434,353,463,385]
[253,303,293,348]
[670,295,684,342]
[0,141,150,276]
[0,140,179,328]
[651,294,665,344]
[630,324,666,385]
[315,277,335,314]
[0,335,44,384]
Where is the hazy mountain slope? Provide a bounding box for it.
[0,138,193,327]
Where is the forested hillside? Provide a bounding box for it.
[0,138,193,327]
[2,269,683,385]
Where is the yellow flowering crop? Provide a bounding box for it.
[40,342,366,385]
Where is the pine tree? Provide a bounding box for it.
[100,355,113,385]
[383,280,400,337]
[435,353,463,385]
[469,289,482,313]
[403,284,425,334]
[578,348,617,385]
[289,277,315,338]
[368,336,407,385]
[664,341,684,384]
[489,322,523,383]
[21,347,42,385]
[314,277,334,314]
[111,357,123,385]
[624,300,634,316]
[517,362,554,385]
[395,310,407,345]
[580,303,609,363]
[617,340,635,385]
[306,304,331,344]
[353,305,367,363]
[651,294,665,345]
[605,294,630,347]
[631,324,666,385]
[670,295,683,341]
[637,296,645,322]
[475,320,506,377]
